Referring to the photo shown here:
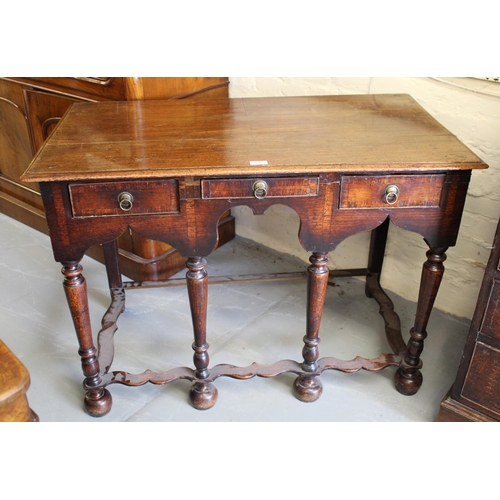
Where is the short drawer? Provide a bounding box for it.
[461,342,500,418]
[479,279,500,340]
[201,177,319,200]
[23,77,126,100]
[339,174,445,209]
[69,180,180,218]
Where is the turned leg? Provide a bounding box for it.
[395,247,448,395]
[186,257,217,410]
[365,219,406,355]
[62,262,112,416]
[102,239,123,291]
[294,252,329,402]
[365,218,390,297]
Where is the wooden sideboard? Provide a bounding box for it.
[438,214,500,421]
[0,77,234,280]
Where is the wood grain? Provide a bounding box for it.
[0,340,38,421]
[22,95,487,183]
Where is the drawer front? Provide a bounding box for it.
[461,342,500,418]
[479,279,500,340]
[69,180,179,218]
[21,77,126,101]
[201,177,319,200]
[339,174,445,209]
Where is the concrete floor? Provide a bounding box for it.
[1,212,471,422]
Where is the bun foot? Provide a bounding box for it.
[395,367,423,396]
[189,381,218,410]
[293,375,323,402]
[84,388,112,417]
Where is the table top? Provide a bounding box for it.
[22,94,487,183]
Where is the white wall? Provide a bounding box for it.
[228,77,500,319]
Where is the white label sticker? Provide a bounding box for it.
[249,160,268,166]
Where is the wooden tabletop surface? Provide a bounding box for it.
[22,94,487,182]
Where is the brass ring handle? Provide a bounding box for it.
[384,184,399,205]
[118,192,134,211]
[253,180,268,199]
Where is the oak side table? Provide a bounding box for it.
[22,94,487,417]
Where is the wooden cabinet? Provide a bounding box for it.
[0,77,234,280]
[438,214,500,421]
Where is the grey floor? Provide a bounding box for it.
[1,212,471,422]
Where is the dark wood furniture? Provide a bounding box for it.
[0,339,38,421]
[438,215,500,421]
[0,77,234,281]
[22,94,487,417]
